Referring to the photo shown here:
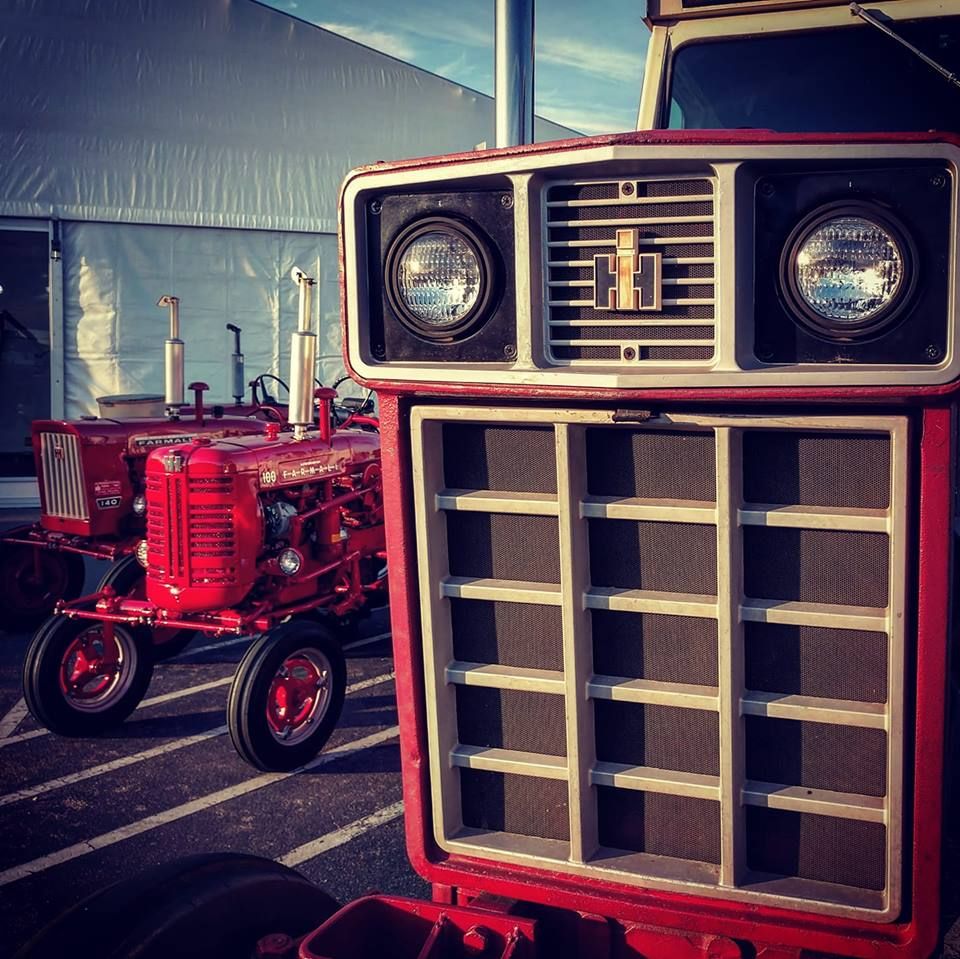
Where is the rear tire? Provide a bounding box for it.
[0,544,86,632]
[227,620,346,771]
[22,615,153,735]
[14,852,340,959]
[97,555,195,661]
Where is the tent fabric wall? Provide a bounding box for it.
[0,0,575,235]
[63,222,346,417]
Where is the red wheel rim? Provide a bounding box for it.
[266,648,332,745]
[58,625,136,712]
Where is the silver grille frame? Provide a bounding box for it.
[412,405,909,921]
[39,431,89,521]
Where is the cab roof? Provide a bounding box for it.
[646,0,895,26]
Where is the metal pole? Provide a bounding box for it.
[158,295,184,412]
[288,267,317,441]
[495,0,535,148]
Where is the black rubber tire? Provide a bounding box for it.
[227,620,346,772]
[97,556,195,661]
[14,852,340,959]
[0,544,86,633]
[22,615,154,735]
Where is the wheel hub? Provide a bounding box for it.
[59,629,125,706]
[266,649,331,745]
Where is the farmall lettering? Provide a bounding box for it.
[593,227,663,311]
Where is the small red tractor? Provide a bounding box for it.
[0,294,285,634]
[22,269,387,772]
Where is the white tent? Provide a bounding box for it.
[0,0,573,501]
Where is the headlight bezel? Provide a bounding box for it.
[384,215,498,342]
[779,201,918,342]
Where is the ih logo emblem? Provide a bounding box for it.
[594,229,663,312]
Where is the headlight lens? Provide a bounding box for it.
[794,216,904,322]
[385,217,495,340]
[397,231,482,327]
[277,548,302,576]
[782,204,914,341]
[132,494,147,516]
[135,539,149,568]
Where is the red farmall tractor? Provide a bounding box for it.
[17,0,960,957]
[22,269,387,772]
[0,294,285,633]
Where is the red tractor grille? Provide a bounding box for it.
[146,474,239,586]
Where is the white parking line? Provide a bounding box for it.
[343,630,392,651]
[0,726,228,807]
[0,699,28,738]
[279,801,404,867]
[0,672,396,804]
[0,725,400,888]
[173,634,255,659]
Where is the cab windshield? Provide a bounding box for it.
[666,17,960,132]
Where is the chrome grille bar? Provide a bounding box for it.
[39,431,89,520]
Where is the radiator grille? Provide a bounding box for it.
[39,431,89,520]
[146,473,238,585]
[544,177,716,367]
[413,407,908,921]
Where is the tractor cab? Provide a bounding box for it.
[638,0,960,133]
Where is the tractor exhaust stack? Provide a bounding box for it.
[158,295,184,414]
[289,268,317,441]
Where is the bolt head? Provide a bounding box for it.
[500,193,514,209]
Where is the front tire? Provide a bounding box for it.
[227,620,346,771]
[22,616,153,735]
[0,544,86,632]
[97,555,195,661]
[14,852,340,959]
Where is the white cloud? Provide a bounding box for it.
[317,21,416,61]
[536,90,634,135]
[538,36,642,83]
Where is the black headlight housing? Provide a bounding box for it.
[754,162,951,365]
[366,188,515,364]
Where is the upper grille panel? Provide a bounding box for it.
[544,177,716,367]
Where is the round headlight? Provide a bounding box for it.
[277,548,302,576]
[385,217,496,340]
[135,539,149,568]
[782,204,914,340]
[132,494,147,516]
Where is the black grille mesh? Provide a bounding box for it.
[461,769,569,841]
[744,622,887,703]
[745,716,887,796]
[452,599,563,671]
[595,701,720,776]
[431,417,898,906]
[591,609,718,686]
[746,807,885,891]
[589,519,717,594]
[743,527,888,607]
[743,432,890,509]
[443,424,556,493]
[586,428,715,500]
[447,513,560,584]
[598,787,721,864]
[456,686,567,757]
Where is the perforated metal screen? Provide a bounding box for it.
[413,407,908,921]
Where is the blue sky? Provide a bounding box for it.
[260,0,649,135]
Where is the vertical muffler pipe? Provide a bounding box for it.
[495,0,535,148]
[226,323,244,405]
[158,295,184,413]
[288,267,317,441]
